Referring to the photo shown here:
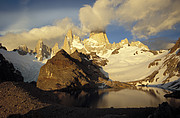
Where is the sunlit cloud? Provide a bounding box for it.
[0,18,85,50]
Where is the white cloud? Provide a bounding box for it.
[79,0,180,38]
[79,0,122,32]
[0,18,85,50]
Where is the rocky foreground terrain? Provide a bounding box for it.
[1,81,180,118]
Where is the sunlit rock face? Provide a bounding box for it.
[34,39,51,61]
[130,41,149,50]
[89,32,110,45]
[51,43,60,57]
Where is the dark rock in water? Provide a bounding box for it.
[0,53,23,83]
[37,49,109,91]
[148,102,180,118]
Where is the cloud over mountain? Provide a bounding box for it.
[79,0,180,38]
[0,18,84,50]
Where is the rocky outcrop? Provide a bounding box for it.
[13,45,33,55]
[0,53,23,83]
[89,32,110,45]
[37,49,109,90]
[34,39,51,61]
[170,37,180,53]
[51,43,60,57]
[119,38,129,46]
[130,41,149,50]
[88,52,109,66]
[62,30,73,54]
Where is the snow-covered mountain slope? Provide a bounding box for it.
[125,38,180,91]
[103,44,168,82]
[0,49,45,82]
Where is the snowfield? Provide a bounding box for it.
[103,45,169,82]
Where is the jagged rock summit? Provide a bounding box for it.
[51,43,60,57]
[89,31,110,45]
[34,39,51,61]
[13,44,33,55]
[62,29,149,58]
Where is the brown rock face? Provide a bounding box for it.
[37,49,108,91]
[170,38,180,54]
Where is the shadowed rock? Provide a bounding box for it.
[0,53,23,83]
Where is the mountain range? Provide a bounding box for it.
[0,30,180,91]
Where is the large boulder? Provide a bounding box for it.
[37,49,108,91]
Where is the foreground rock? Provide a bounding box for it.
[0,53,23,83]
[37,49,132,91]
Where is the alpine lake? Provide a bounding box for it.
[54,87,180,108]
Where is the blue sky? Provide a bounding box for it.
[0,0,180,50]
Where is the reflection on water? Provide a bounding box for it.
[55,87,180,108]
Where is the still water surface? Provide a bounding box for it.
[56,87,180,108]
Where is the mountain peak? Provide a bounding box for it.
[169,38,180,54]
[34,39,51,61]
[130,41,149,50]
[89,32,110,45]
[51,43,60,56]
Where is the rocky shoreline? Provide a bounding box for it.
[0,81,180,118]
